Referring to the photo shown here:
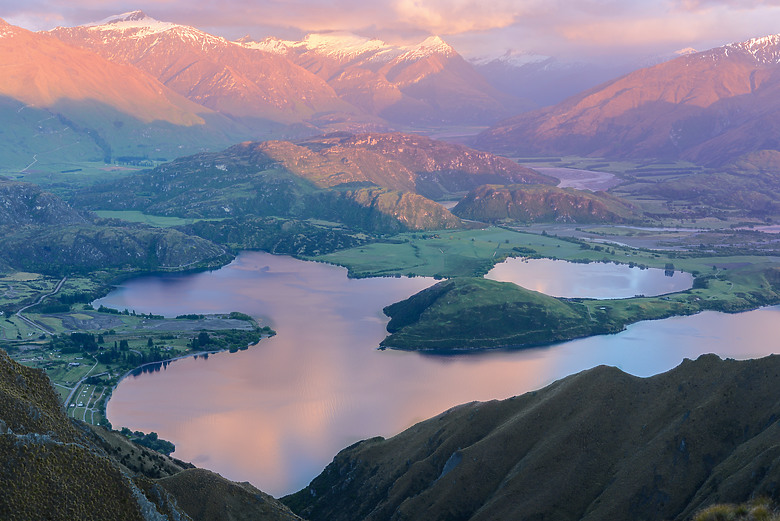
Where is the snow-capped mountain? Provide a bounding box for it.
[49,11,358,128]
[477,32,780,165]
[0,17,248,168]
[719,34,780,65]
[238,31,529,125]
[243,32,401,64]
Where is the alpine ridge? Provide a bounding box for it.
[477,32,780,165]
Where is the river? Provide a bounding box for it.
[99,252,780,496]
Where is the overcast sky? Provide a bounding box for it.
[3,0,780,61]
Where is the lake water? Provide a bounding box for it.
[100,252,780,497]
[486,258,693,298]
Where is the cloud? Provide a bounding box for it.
[674,0,780,11]
[3,0,780,60]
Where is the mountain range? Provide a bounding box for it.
[3,10,780,172]
[49,11,523,130]
[477,34,780,165]
[72,132,553,233]
[0,18,247,170]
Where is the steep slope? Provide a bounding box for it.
[0,18,205,126]
[49,11,361,130]
[0,348,302,520]
[0,179,88,226]
[241,33,527,125]
[452,184,640,223]
[0,179,229,274]
[477,33,780,165]
[0,18,246,167]
[285,354,780,521]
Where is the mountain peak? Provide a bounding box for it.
[398,35,457,61]
[726,33,780,64]
[82,10,177,35]
[300,32,394,60]
[0,18,20,38]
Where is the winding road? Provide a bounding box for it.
[15,276,67,335]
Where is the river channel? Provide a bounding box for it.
[99,251,780,496]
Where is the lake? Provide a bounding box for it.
[485,257,693,299]
[99,252,780,497]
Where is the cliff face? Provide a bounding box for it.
[0,348,302,521]
[285,354,780,521]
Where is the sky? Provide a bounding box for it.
[3,0,780,61]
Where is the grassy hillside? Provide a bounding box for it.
[0,348,302,520]
[452,184,641,223]
[285,355,780,521]
[73,139,463,233]
[0,179,230,276]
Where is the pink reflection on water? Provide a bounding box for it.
[486,257,693,298]
[103,252,780,496]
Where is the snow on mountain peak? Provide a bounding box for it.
[83,10,175,31]
[468,49,549,67]
[0,18,18,39]
[238,35,293,54]
[81,10,230,47]
[724,33,780,64]
[397,35,457,61]
[299,32,397,61]
[674,47,697,56]
[239,31,400,62]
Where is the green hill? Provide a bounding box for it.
[73,135,477,233]
[380,277,604,350]
[452,184,640,223]
[0,179,229,275]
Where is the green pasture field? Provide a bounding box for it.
[93,210,225,228]
[2,161,145,195]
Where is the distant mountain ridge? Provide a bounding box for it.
[47,11,525,130]
[477,32,780,165]
[237,29,528,125]
[49,11,358,130]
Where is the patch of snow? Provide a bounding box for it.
[239,35,296,54]
[468,49,549,67]
[81,10,231,47]
[724,33,780,64]
[396,36,457,61]
[675,47,697,56]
